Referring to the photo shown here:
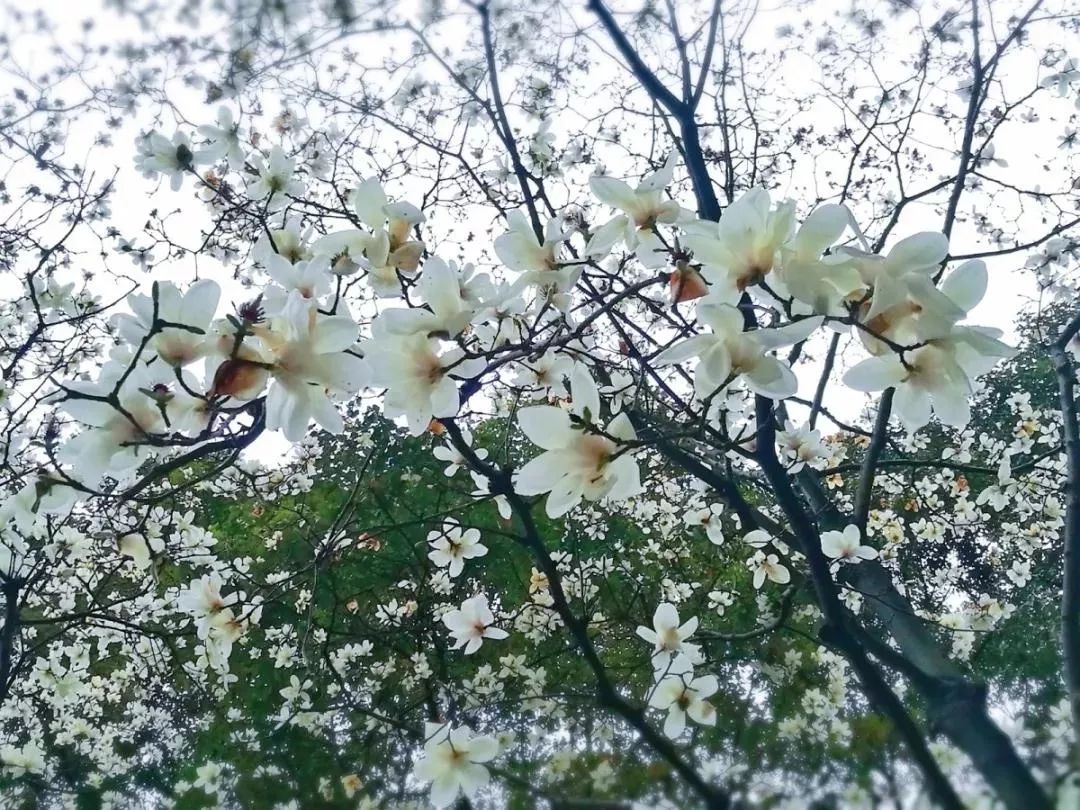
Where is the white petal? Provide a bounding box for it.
[886,232,949,273]
[940,259,987,313]
[517,406,574,450]
[843,356,906,392]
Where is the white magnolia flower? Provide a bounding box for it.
[428,522,488,578]
[0,742,46,776]
[657,297,821,400]
[0,476,81,532]
[648,656,718,738]
[587,153,680,267]
[494,211,568,273]
[113,279,221,367]
[0,536,29,581]
[1041,58,1079,96]
[776,422,828,473]
[443,594,508,654]
[413,723,498,808]
[377,257,474,338]
[177,573,237,639]
[255,293,368,441]
[118,532,158,571]
[135,130,200,190]
[59,365,165,484]
[263,254,332,306]
[197,106,246,171]
[369,334,483,436]
[845,233,966,347]
[514,365,641,518]
[470,470,512,520]
[683,187,795,294]
[246,146,304,211]
[748,551,790,589]
[433,432,488,476]
[511,352,574,399]
[820,524,878,564]
[843,325,1014,430]
[743,529,774,549]
[775,204,864,314]
[347,178,426,296]
[192,762,223,793]
[684,504,725,545]
[255,217,313,265]
[635,602,701,666]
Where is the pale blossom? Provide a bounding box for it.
[177,573,238,640]
[369,334,483,436]
[443,594,508,654]
[413,723,499,808]
[587,153,680,267]
[246,146,305,211]
[135,130,199,190]
[635,603,701,666]
[684,504,725,545]
[113,279,221,367]
[428,522,488,578]
[494,211,568,273]
[514,365,641,517]
[254,292,368,441]
[196,106,246,171]
[656,296,821,400]
[820,524,878,564]
[683,187,795,293]
[748,551,790,589]
[648,656,719,738]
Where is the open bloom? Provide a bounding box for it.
[684,504,725,545]
[776,422,828,473]
[177,572,238,639]
[197,106,246,171]
[443,594,508,654]
[255,293,368,441]
[345,178,426,296]
[263,254,332,308]
[774,204,864,314]
[648,656,718,738]
[369,334,482,436]
[118,532,158,571]
[377,257,474,338]
[514,351,574,399]
[113,279,221,367]
[514,366,641,517]
[843,325,1014,430]
[433,431,488,476]
[635,603,701,666]
[413,723,498,808]
[494,211,568,272]
[683,187,795,293]
[821,524,877,563]
[428,522,488,578]
[748,551,790,589]
[135,130,199,190]
[246,146,304,211]
[843,233,967,348]
[255,217,313,265]
[587,153,680,267]
[657,297,821,400]
[59,364,165,484]
[0,476,81,533]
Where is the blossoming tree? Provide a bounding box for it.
[1,0,1080,807]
